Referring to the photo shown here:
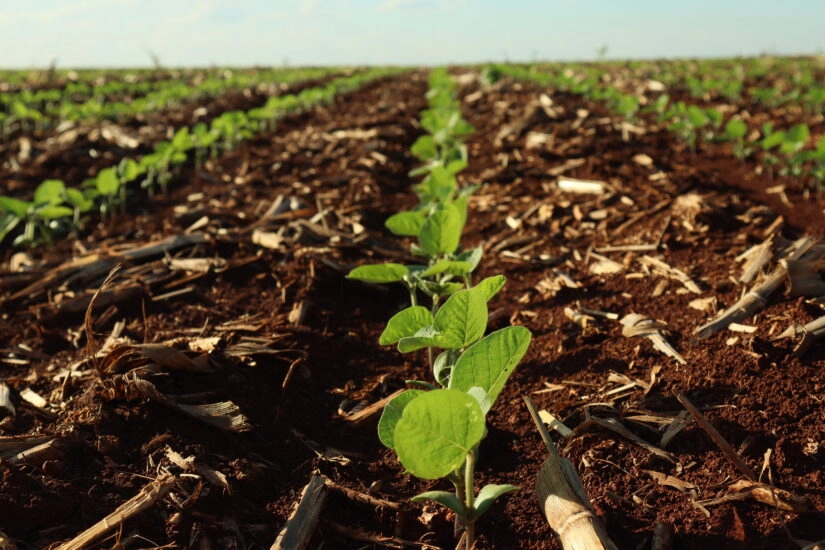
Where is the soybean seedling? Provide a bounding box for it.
[376,281,532,549]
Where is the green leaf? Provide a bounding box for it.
[412,491,467,517]
[394,389,485,479]
[418,203,462,257]
[724,119,747,140]
[0,196,31,218]
[418,280,465,297]
[347,263,409,283]
[454,246,483,271]
[411,135,438,161]
[36,204,73,220]
[397,325,439,353]
[0,213,20,243]
[473,484,519,517]
[466,386,492,417]
[432,349,460,386]
[420,260,472,279]
[476,275,506,301]
[445,159,468,175]
[761,130,786,150]
[449,326,532,407]
[33,179,66,206]
[385,210,426,237]
[433,288,487,349]
[786,123,810,145]
[380,306,434,346]
[377,389,424,449]
[686,105,709,128]
[96,168,120,195]
[172,127,193,151]
[119,158,141,181]
[65,188,93,212]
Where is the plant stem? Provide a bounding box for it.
[464,451,476,550]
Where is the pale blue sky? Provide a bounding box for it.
[1,0,823,68]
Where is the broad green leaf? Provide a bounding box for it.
[412,491,466,517]
[347,263,409,283]
[0,213,21,242]
[432,349,460,386]
[385,210,426,237]
[397,325,439,353]
[724,119,747,140]
[172,127,193,151]
[394,389,485,479]
[418,280,465,297]
[786,123,810,144]
[0,196,31,218]
[33,179,65,206]
[445,159,468,174]
[705,108,723,127]
[119,158,141,181]
[36,204,73,220]
[454,194,469,230]
[377,389,424,449]
[761,130,785,150]
[466,386,492,417]
[473,484,519,517]
[380,306,434,345]
[418,203,462,257]
[476,275,506,301]
[96,168,120,195]
[411,135,438,161]
[433,288,487,349]
[455,246,483,271]
[420,260,472,279]
[65,188,93,211]
[686,105,709,127]
[449,326,532,407]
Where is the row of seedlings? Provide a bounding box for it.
[347,67,532,549]
[0,69,398,248]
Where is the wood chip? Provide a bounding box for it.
[644,470,698,492]
[639,255,701,294]
[558,177,606,194]
[620,313,686,364]
[538,409,574,438]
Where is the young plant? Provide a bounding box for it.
[376,283,532,549]
[722,119,751,161]
[0,179,73,246]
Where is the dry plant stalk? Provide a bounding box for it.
[697,479,815,513]
[675,391,756,480]
[271,474,327,550]
[55,473,176,550]
[695,236,819,339]
[524,397,618,550]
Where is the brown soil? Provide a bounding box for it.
[0,70,823,550]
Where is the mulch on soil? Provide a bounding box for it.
[0,70,823,549]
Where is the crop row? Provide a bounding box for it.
[0,68,398,248]
[347,68,531,549]
[517,56,825,113]
[492,63,825,191]
[0,67,338,136]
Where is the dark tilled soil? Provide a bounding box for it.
[0,70,823,550]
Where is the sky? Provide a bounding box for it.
[0,0,823,68]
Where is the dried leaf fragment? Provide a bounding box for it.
[698,480,815,513]
[620,313,686,364]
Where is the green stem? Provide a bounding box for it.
[464,451,476,550]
